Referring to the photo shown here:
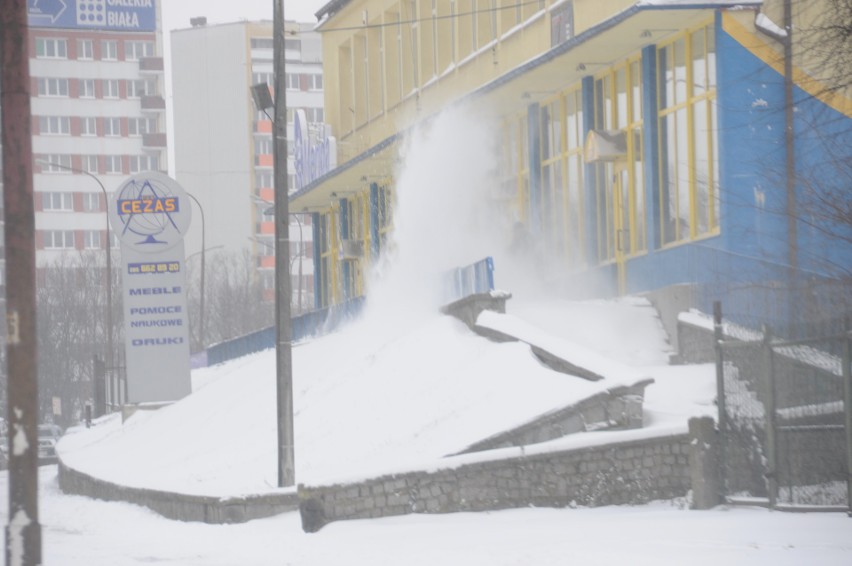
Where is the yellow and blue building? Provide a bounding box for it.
[292,0,852,330]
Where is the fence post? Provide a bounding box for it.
[843,316,852,517]
[763,324,778,508]
[713,301,727,500]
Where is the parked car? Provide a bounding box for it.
[38,424,63,464]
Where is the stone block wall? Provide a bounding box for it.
[58,462,299,524]
[456,379,653,454]
[299,430,700,533]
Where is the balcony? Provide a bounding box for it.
[256,221,274,235]
[255,154,273,167]
[139,57,164,73]
[142,132,167,148]
[254,120,272,134]
[140,95,166,112]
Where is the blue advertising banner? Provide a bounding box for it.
[27,0,157,32]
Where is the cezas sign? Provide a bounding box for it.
[117,196,179,215]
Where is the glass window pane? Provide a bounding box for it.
[616,68,627,129]
[708,25,717,89]
[675,106,689,238]
[674,39,687,104]
[692,29,706,97]
[693,99,710,235]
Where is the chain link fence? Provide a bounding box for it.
[714,302,851,511]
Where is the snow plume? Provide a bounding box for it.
[363,102,510,329]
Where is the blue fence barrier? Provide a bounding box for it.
[442,256,495,304]
[204,297,366,367]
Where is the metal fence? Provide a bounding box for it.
[441,256,495,304]
[202,297,366,367]
[714,302,852,511]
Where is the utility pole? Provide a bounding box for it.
[2,1,43,565]
[273,0,295,487]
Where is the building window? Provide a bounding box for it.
[128,117,156,136]
[77,39,94,60]
[588,60,646,265]
[103,79,120,99]
[104,117,121,137]
[129,155,158,173]
[42,192,74,211]
[252,72,274,85]
[101,40,118,61]
[657,23,719,245]
[82,192,101,212]
[255,171,273,188]
[37,78,69,97]
[79,79,95,98]
[127,79,156,98]
[35,38,67,58]
[256,139,273,154]
[41,155,72,172]
[38,116,70,135]
[252,38,274,49]
[286,73,300,90]
[104,155,123,174]
[82,155,99,174]
[83,231,102,250]
[125,40,154,60]
[44,230,75,250]
[81,117,97,136]
[310,74,323,90]
[551,1,574,46]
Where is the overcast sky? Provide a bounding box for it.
[161,0,328,31]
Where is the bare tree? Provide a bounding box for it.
[36,252,112,426]
[185,249,273,350]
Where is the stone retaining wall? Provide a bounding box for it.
[455,379,653,454]
[59,418,723,529]
[299,419,719,533]
[58,461,299,524]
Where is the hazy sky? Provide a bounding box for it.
[161,0,329,32]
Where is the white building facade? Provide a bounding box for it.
[27,1,167,266]
[171,19,323,309]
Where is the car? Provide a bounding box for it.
[38,424,63,464]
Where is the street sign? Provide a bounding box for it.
[27,0,157,32]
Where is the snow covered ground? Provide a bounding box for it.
[3,465,851,566]
[14,295,848,565]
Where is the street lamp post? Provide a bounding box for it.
[185,193,207,349]
[185,246,223,351]
[39,160,114,413]
[250,1,295,487]
[273,0,295,487]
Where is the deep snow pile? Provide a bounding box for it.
[57,295,716,496]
